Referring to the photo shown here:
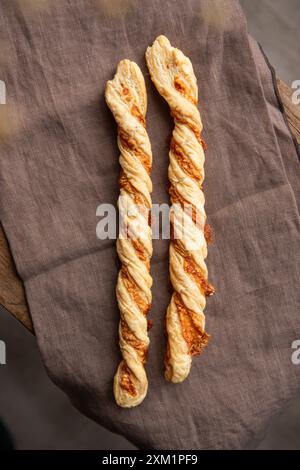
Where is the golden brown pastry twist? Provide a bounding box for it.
[146,36,214,383]
[105,60,153,407]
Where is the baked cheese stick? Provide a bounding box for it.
[105,60,153,406]
[146,36,214,383]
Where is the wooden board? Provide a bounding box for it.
[277,79,300,144]
[0,80,299,334]
[0,228,33,331]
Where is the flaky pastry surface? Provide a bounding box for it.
[105,60,153,406]
[146,36,214,383]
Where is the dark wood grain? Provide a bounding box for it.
[0,228,33,332]
[277,79,300,145]
[0,81,299,334]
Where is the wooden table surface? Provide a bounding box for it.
[0,79,299,334]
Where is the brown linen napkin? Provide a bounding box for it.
[245,36,300,448]
[250,37,300,211]
[0,0,299,449]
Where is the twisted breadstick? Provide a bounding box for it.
[105,60,153,407]
[146,36,214,383]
